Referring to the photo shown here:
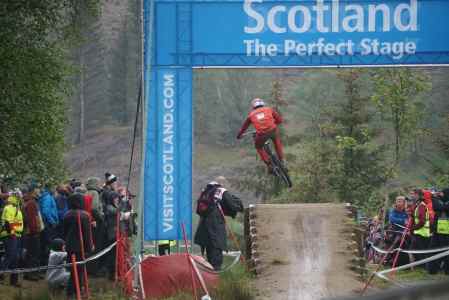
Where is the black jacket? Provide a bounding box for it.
[63,194,93,255]
[104,191,120,242]
[194,188,242,250]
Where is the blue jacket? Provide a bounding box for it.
[39,190,59,226]
[389,208,408,230]
[55,194,68,222]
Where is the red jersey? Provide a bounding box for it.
[238,107,282,136]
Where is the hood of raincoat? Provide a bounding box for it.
[68,193,83,210]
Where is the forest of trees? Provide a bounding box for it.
[69,0,141,144]
[0,0,101,184]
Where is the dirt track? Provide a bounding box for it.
[252,203,359,300]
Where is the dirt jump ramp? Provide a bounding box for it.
[250,203,359,300]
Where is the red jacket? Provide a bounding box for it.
[23,197,41,235]
[238,107,282,137]
[423,190,435,224]
[83,194,93,223]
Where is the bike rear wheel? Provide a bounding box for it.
[272,155,292,188]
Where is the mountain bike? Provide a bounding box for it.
[242,131,292,188]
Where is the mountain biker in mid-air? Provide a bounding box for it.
[236,98,286,173]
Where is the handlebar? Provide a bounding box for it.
[240,131,257,138]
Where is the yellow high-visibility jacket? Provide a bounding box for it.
[0,204,24,238]
[159,240,177,247]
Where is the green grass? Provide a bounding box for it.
[210,262,254,300]
[0,278,127,300]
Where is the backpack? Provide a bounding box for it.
[220,193,244,218]
[196,186,222,217]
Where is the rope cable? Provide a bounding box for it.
[126,82,142,195]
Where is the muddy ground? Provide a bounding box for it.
[252,203,360,300]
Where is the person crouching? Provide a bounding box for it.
[46,238,70,289]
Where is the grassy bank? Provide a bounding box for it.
[0,278,127,300]
[163,262,254,300]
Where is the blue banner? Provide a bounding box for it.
[144,67,192,240]
[153,0,449,66]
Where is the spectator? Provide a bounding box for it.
[0,194,24,287]
[386,196,410,266]
[388,196,408,232]
[55,185,69,221]
[410,192,431,264]
[103,173,118,192]
[46,238,70,289]
[74,185,92,217]
[117,187,134,236]
[86,177,103,228]
[55,185,69,238]
[100,173,118,218]
[429,188,449,274]
[86,177,105,275]
[63,193,93,298]
[104,191,130,280]
[158,240,176,256]
[23,192,44,281]
[194,180,243,271]
[69,178,82,191]
[365,216,383,263]
[38,186,59,265]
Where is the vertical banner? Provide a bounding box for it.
[144,67,192,240]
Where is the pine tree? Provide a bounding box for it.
[332,70,390,209]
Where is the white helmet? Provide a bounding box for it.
[251,98,265,109]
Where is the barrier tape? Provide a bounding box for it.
[374,248,449,285]
[392,223,408,230]
[193,251,242,274]
[384,229,406,235]
[368,241,449,255]
[0,241,117,275]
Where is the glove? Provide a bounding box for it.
[236,134,242,140]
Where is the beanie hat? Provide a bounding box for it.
[70,178,82,189]
[51,238,65,251]
[74,186,87,194]
[105,173,117,185]
[86,177,100,188]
